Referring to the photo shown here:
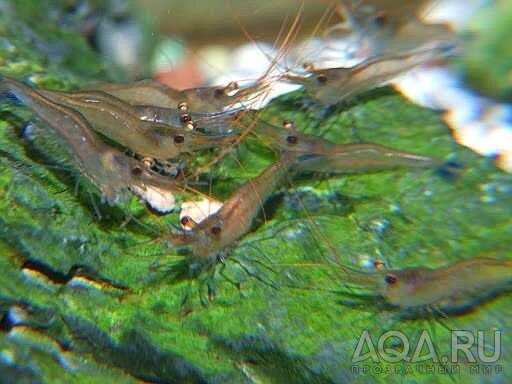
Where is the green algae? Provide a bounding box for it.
[0,1,511,384]
[459,0,512,101]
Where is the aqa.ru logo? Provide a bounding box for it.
[351,329,501,364]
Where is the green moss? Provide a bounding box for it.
[0,1,511,384]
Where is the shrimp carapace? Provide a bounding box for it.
[132,104,240,134]
[84,79,183,108]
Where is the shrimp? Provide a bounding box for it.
[294,143,442,173]
[286,43,456,106]
[131,104,240,134]
[87,79,267,113]
[36,88,238,159]
[327,0,453,58]
[84,79,183,109]
[340,258,512,309]
[378,258,512,308]
[86,0,302,116]
[169,153,296,259]
[1,76,182,208]
[249,118,338,155]
[248,118,443,173]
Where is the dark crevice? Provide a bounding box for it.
[21,258,129,291]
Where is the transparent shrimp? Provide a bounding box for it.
[37,88,238,160]
[1,76,183,206]
[340,258,512,309]
[87,79,267,113]
[294,143,442,173]
[84,79,183,108]
[131,104,240,135]
[378,258,512,308]
[85,2,302,116]
[249,118,338,155]
[169,153,296,259]
[326,0,454,56]
[286,43,456,106]
[248,118,443,172]
[179,81,264,113]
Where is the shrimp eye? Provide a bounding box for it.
[214,88,225,98]
[316,74,328,85]
[210,225,222,235]
[384,274,397,285]
[282,120,294,129]
[373,260,386,270]
[180,113,192,124]
[173,134,185,144]
[180,216,191,226]
[374,11,387,26]
[185,121,196,131]
[131,166,143,176]
[303,62,314,72]
[142,157,155,168]
[286,135,298,145]
[177,101,189,111]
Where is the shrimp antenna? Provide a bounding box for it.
[229,0,305,80]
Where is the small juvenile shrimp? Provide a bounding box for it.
[286,43,456,106]
[169,153,296,259]
[37,88,238,159]
[1,76,182,206]
[341,258,512,309]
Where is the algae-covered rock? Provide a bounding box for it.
[0,1,511,383]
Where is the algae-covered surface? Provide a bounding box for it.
[460,0,512,101]
[0,1,511,383]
